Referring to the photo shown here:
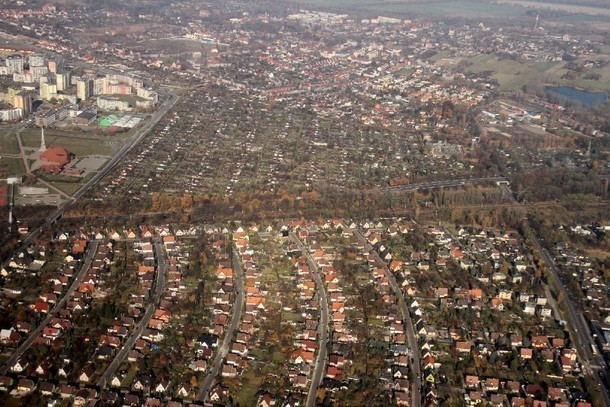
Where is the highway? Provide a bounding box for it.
[354,230,422,407]
[196,246,245,403]
[380,177,508,193]
[0,241,99,375]
[96,240,168,388]
[290,232,330,407]
[534,239,610,406]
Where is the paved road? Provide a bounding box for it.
[380,177,508,193]
[11,92,178,252]
[96,241,168,388]
[500,186,610,405]
[15,131,31,176]
[196,246,245,402]
[534,239,610,406]
[0,241,99,374]
[354,230,422,407]
[290,232,330,407]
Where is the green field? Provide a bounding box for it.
[235,370,265,407]
[51,181,83,195]
[464,55,561,90]
[462,54,610,93]
[287,0,610,24]
[0,157,24,177]
[378,1,527,17]
[557,13,610,24]
[0,133,20,154]
[21,130,120,156]
[556,67,610,94]
[288,0,529,18]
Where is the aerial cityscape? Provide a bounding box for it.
[0,0,609,406]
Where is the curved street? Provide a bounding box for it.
[290,232,330,407]
[0,241,99,375]
[196,245,245,402]
[354,229,422,407]
[534,238,610,406]
[96,240,168,389]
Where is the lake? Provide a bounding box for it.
[546,86,607,108]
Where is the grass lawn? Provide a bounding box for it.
[51,181,83,195]
[281,311,304,323]
[379,1,526,17]
[465,55,563,90]
[561,71,610,94]
[368,318,385,327]
[0,157,24,176]
[21,129,120,156]
[0,133,20,154]
[458,53,610,93]
[236,370,265,407]
[585,249,610,261]
[287,0,529,18]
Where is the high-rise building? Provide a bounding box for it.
[6,55,24,74]
[76,78,93,101]
[31,66,49,82]
[29,54,45,67]
[93,77,108,95]
[40,81,57,101]
[56,72,70,91]
[47,59,57,73]
[13,91,33,116]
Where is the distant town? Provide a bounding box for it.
[0,0,609,407]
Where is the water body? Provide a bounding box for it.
[546,86,607,108]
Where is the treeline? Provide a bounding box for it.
[60,182,526,229]
[512,168,606,202]
[67,187,419,222]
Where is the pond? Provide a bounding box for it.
[545,86,607,108]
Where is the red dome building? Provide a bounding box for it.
[40,147,74,172]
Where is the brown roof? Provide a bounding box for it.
[40,146,73,166]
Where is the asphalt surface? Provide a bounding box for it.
[0,241,99,375]
[354,230,422,407]
[534,239,610,406]
[96,241,168,388]
[502,186,610,405]
[290,232,330,407]
[196,246,245,403]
